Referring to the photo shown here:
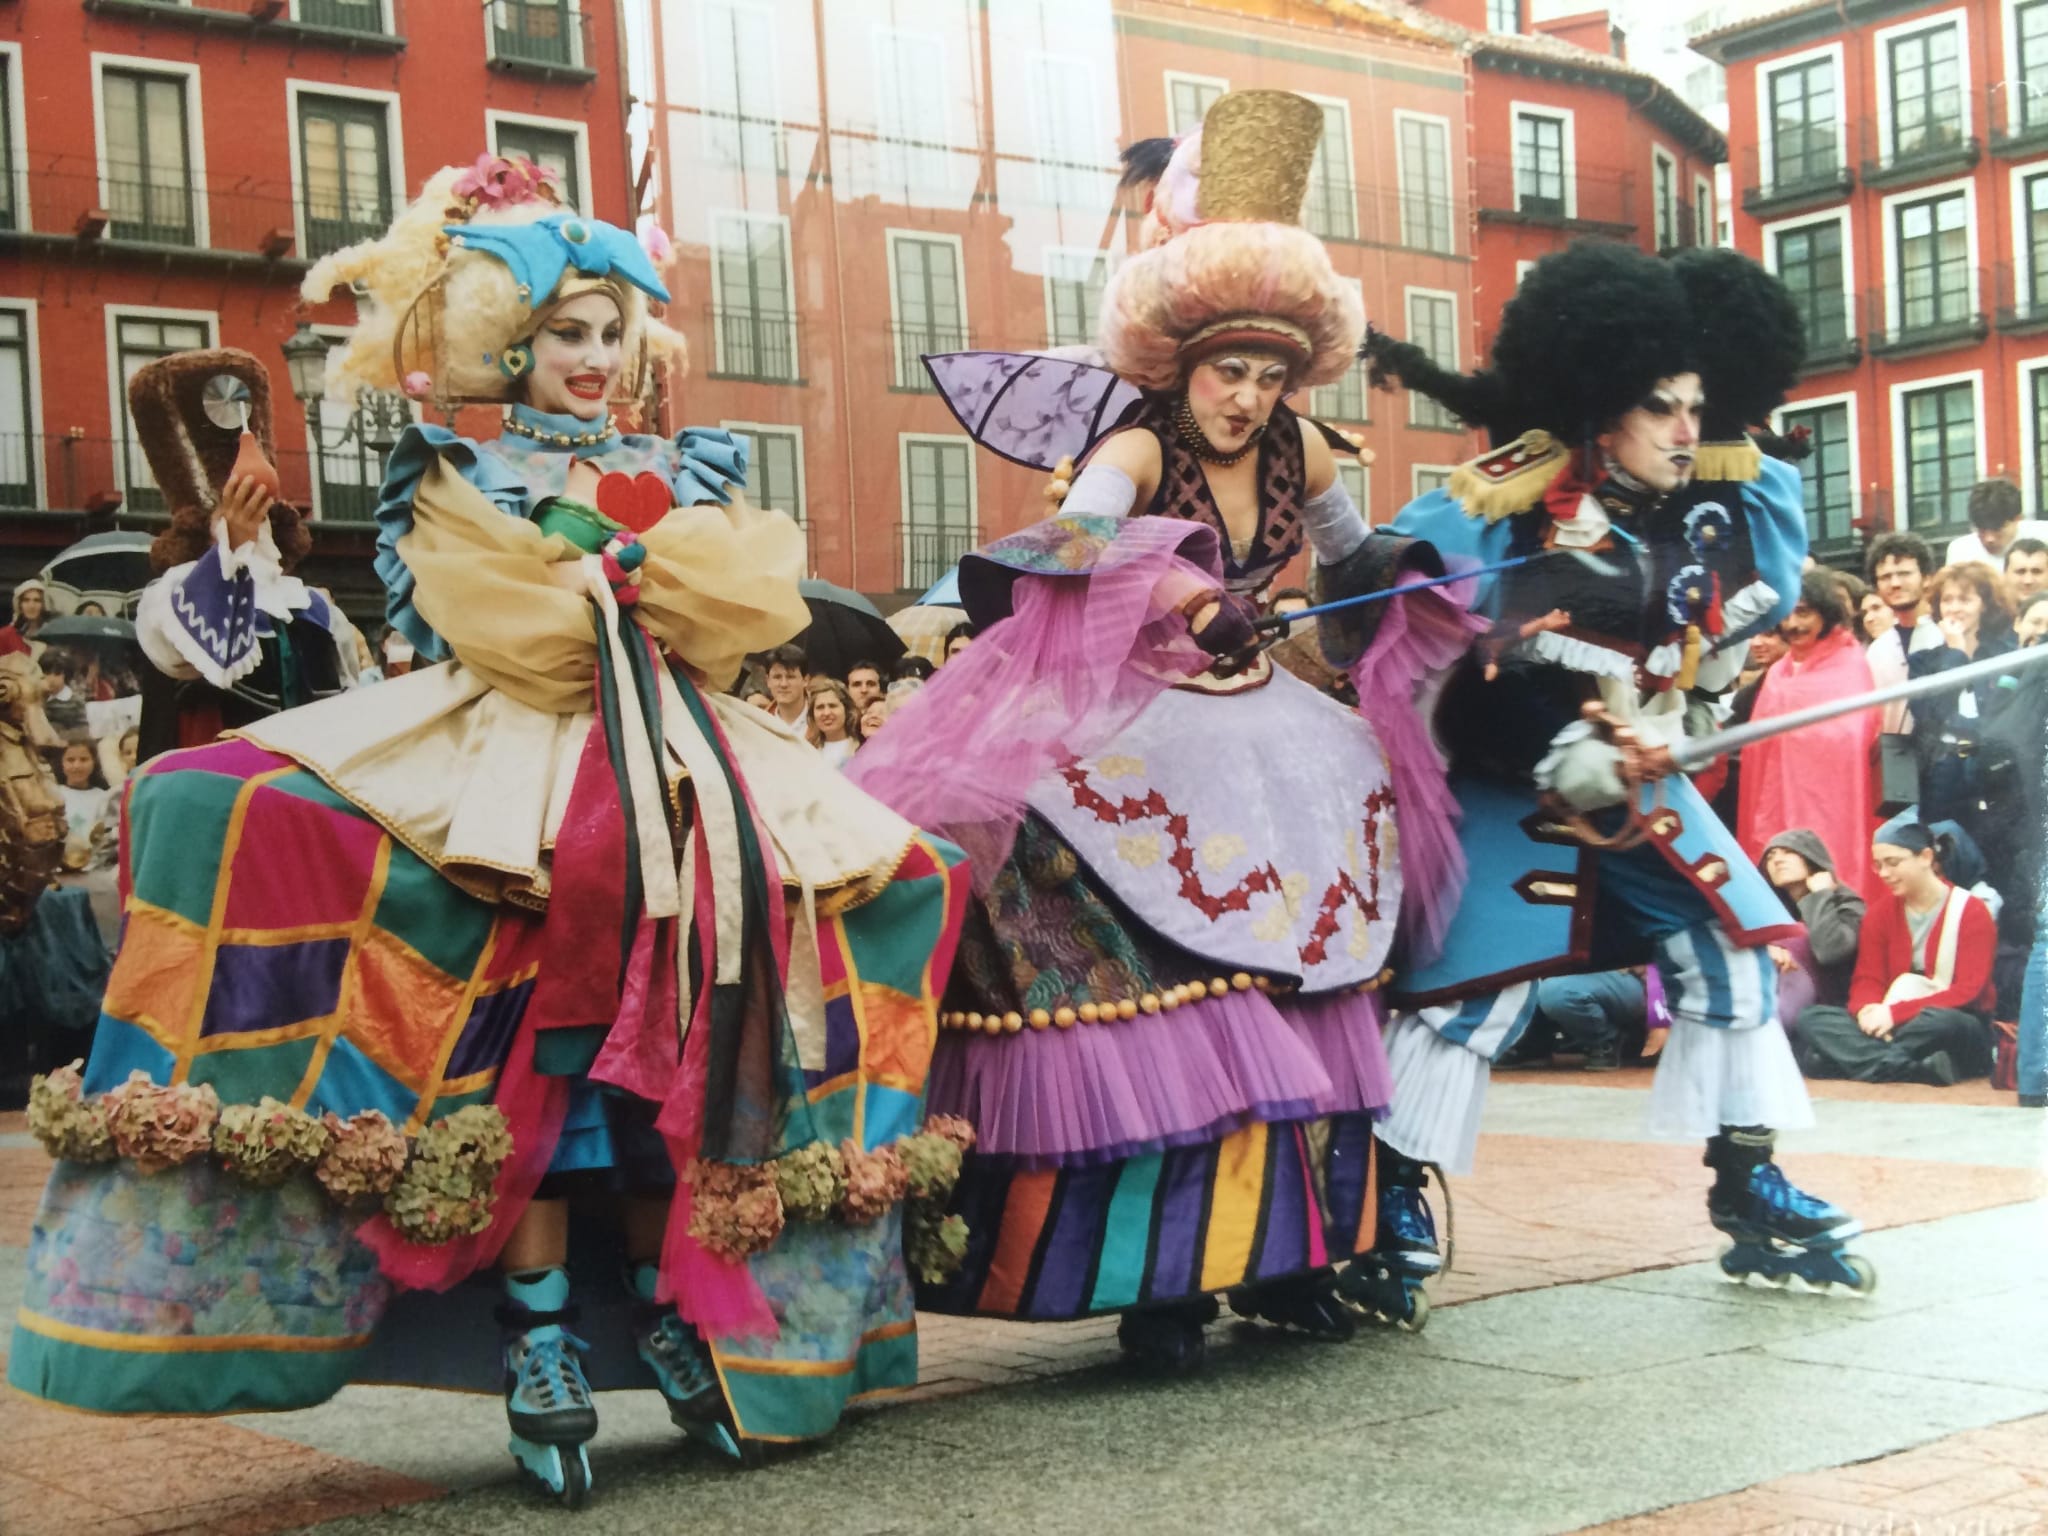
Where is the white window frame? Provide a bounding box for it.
[1300,92,1358,240]
[104,304,218,505]
[1027,50,1106,209]
[1889,368,1986,532]
[0,42,30,232]
[1163,70,1227,136]
[1392,107,1455,254]
[1411,463,1455,498]
[696,0,785,173]
[0,298,45,507]
[1510,101,1577,220]
[1651,144,1679,247]
[720,419,807,527]
[2009,158,2048,312]
[1041,245,1112,350]
[1760,205,1857,347]
[2001,0,2048,132]
[1773,388,1862,539]
[708,208,800,380]
[1333,456,1370,525]
[884,226,969,386]
[284,78,405,265]
[1873,7,1973,161]
[1403,285,1461,430]
[91,52,210,248]
[1309,275,1369,423]
[485,108,592,215]
[897,430,978,579]
[1693,174,1714,245]
[484,0,584,70]
[288,0,393,27]
[870,24,952,198]
[300,322,419,524]
[1755,42,1848,191]
[2018,353,2048,518]
[1515,258,1536,287]
[1878,173,1980,338]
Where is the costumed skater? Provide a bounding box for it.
[9,156,967,1505]
[1351,242,1873,1317]
[129,350,354,763]
[851,91,1481,1366]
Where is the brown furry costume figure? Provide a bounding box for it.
[129,350,347,761]
[0,651,65,935]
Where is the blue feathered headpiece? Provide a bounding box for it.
[444,213,670,306]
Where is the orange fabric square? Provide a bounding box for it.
[101,905,203,1050]
[345,927,467,1092]
[855,981,935,1090]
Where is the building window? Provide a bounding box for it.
[0,56,15,233]
[1334,458,1369,523]
[0,307,32,507]
[1887,23,1963,161]
[298,94,392,261]
[1488,0,1520,32]
[2027,172,2048,314]
[728,425,804,525]
[493,121,581,212]
[1031,55,1105,210]
[102,68,195,246]
[1413,464,1452,497]
[873,27,949,196]
[114,314,212,511]
[700,2,781,175]
[1766,56,1837,191]
[299,0,387,32]
[1901,380,1976,531]
[1397,115,1454,254]
[711,212,797,382]
[1301,100,1356,241]
[1044,250,1108,350]
[1311,278,1368,423]
[902,437,973,587]
[1775,220,1848,349]
[1514,110,1567,218]
[1166,74,1222,136]
[489,0,581,69]
[889,235,965,390]
[1653,149,1677,250]
[1894,190,1971,333]
[1780,400,1852,547]
[308,336,410,523]
[2033,371,2048,516]
[1694,178,1713,245]
[1406,291,1459,431]
[2021,1,2048,132]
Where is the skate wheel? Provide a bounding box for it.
[1837,1254,1878,1295]
[559,1450,591,1510]
[1401,1287,1431,1332]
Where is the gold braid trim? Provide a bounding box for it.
[1693,439,1764,483]
[1447,430,1571,522]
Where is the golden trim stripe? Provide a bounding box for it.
[16,1308,372,1355]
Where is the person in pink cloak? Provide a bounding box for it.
[1739,569,1880,897]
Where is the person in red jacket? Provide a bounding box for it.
[1795,817,1997,1084]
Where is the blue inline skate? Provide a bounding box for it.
[499,1268,597,1507]
[1227,1270,1358,1340]
[1705,1128,1876,1295]
[1336,1146,1439,1330]
[625,1263,756,1464]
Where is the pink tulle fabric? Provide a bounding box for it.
[927,986,1391,1169]
[846,517,1220,891]
[1348,579,1489,967]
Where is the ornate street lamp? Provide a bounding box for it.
[282,322,413,518]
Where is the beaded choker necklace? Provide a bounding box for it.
[503,413,614,449]
[1174,394,1263,466]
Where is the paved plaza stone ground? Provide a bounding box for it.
[2,1067,2043,1535]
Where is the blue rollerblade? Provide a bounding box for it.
[626,1263,755,1464]
[1705,1128,1877,1295]
[1336,1146,1439,1330]
[500,1268,597,1507]
[1227,1270,1358,1340]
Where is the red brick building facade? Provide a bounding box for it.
[0,0,633,615]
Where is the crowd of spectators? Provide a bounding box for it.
[729,624,978,770]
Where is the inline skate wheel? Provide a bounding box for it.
[1837,1254,1877,1295]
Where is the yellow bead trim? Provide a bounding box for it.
[937,969,1394,1033]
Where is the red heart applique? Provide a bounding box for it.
[595,471,674,534]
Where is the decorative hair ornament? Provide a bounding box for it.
[450,151,561,213]
[497,343,533,380]
[447,213,670,308]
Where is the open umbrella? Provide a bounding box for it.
[41,533,155,606]
[35,616,138,648]
[887,603,967,667]
[795,578,905,680]
[919,566,961,607]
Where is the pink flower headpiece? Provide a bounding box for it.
[451,153,561,212]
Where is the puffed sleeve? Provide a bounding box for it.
[374,424,530,662]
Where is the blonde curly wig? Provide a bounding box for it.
[301,164,684,408]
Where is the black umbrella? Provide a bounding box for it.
[795,578,905,680]
[41,533,155,599]
[35,616,138,649]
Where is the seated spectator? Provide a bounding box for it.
[1759,829,1866,1032]
[1796,819,1996,1084]
[1945,477,2048,570]
[941,622,977,665]
[2006,537,2048,605]
[846,659,885,715]
[805,676,862,769]
[1738,570,1878,896]
[1530,970,1650,1071]
[763,642,810,731]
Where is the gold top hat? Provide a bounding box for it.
[1193,90,1326,225]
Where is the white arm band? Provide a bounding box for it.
[1060,463,1140,519]
[1302,477,1369,565]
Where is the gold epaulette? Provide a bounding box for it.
[1447,430,1569,522]
[1693,439,1764,483]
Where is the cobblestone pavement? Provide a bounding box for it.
[1,1068,2041,1535]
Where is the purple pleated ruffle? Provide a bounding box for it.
[926,985,1391,1169]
